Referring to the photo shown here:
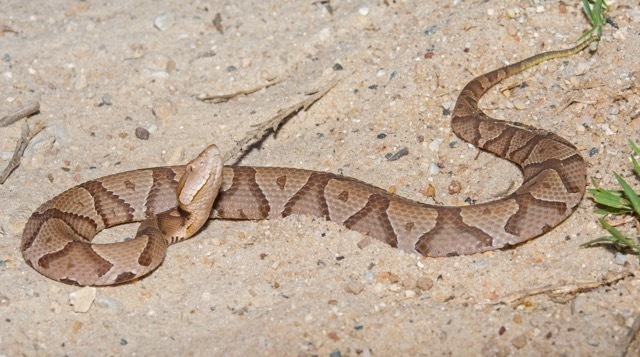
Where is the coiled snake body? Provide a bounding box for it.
[21,38,595,286]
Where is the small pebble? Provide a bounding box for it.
[614,252,629,266]
[513,100,527,110]
[346,280,365,295]
[388,284,401,292]
[135,127,150,140]
[333,63,343,71]
[152,98,177,121]
[71,42,94,59]
[94,294,124,314]
[402,277,417,289]
[573,294,587,313]
[416,276,434,291]
[318,27,331,41]
[575,62,591,76]
[164,146,185,165]
[448,180,462,194]
[65,2,90,17]
[385,147,408,161]
[441,101,453,110]
[600,123,615,135]
[305,313,314,322]
[512,334,528,349]
[69,287,96,313]
[154,12,175,32]
[29,124,67,157]
[151,71,170,79]
[212,12,224,34]
[428,139,443,152]
[74,73,87,90]
[358,6,369,16]
[357,236,372,250]
[363,271,375,281]
[3,208,31,237]
[145,53,176,73]
[419,183,436,198]
[424,26,437,35]
[613,30,625,41]
[99,94,112,106]
[2,53,10,62]
[428,162,440,175]
[201,292,212,301]
[0,293,10,306]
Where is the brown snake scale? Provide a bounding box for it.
[22,37,596,286]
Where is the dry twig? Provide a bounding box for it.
[197,79,282,104]
[222,77,341,163]
[0,121,45,184]
[494,270,633,305]
[623,313,640,357]
[0,102,40,127]
[553,96,596,115]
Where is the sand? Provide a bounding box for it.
[1,0,639,355]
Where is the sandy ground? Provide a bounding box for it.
[1,0,640,355]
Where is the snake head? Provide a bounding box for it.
[176,144,224,236]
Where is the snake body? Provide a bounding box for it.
[22,38,594,286]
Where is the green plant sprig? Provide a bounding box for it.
[583,140,640,260]
[579,0,610,42]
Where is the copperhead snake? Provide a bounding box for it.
[21,37,596,286]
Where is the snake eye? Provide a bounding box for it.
[186,164,194,173]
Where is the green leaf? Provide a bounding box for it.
[630,140,640,155]
[631,155,640,176]
[597,218,638,253]
[578,0,608,41]
[599,218,624,239]
[581,0,594,21]
[629,140,640,175]
[613,172,640,215]
[581,235,618,247]
[589,188,632,210]
[593,208,630,215]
